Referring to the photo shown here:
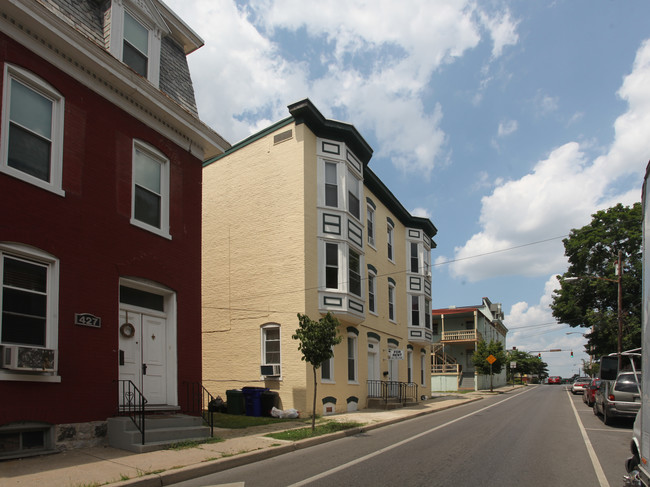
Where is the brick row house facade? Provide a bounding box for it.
[202,99,437,415]
[0,0,228,458]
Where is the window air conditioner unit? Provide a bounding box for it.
[1,345,56,372]
[261,364,281,377]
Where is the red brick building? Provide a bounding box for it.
[0,0,228,458]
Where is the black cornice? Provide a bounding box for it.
[288,99,373,165]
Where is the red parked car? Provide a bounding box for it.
[548,376,562,384]
[583,378,601,407]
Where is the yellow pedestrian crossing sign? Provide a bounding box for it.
[486,354,496,364]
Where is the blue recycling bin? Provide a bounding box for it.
[242,387,268,417]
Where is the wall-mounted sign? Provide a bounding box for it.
[75,313,101,328]
[388,349,404,360]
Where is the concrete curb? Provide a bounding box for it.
[111,395,485,486]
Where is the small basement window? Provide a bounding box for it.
[0,423,53,459]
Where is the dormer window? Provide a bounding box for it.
[123,11,149,77]
[108,0,167,87]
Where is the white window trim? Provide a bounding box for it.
[322,159,340,209]
[109,0,162,87]
[420,351,427,387]
[321,351,335,383]
[130,139,171,239]
[388,282,396,323]
[323,241,340,291]
[367,270,377,316]
[348,247,363,298]
[366,205,376,249]
[407,350,413,383]
[1,64,65,197]
[0,243,60,383]
[346,169,361,222]
[260,323,281,367]
[410,294,421,327]
[347,334,358,384]
[387,222,394,263]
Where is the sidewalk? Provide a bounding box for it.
[1,387,521,487]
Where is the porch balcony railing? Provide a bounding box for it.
[441,330,482,342]
[367,380,418,405]
[431,363,460,374]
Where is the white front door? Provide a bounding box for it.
[119,309,168,405]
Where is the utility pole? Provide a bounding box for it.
[617,249,624,370]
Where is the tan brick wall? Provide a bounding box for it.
[202,122,310,411]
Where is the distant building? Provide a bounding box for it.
[202,99,437,415]
[0,0,228,458]
[431,297,508,391]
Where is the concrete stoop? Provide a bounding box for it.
[107,414,210,453]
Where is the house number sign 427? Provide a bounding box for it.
[74,313,101,328]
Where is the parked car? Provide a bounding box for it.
[594,372,642,425]
[583,378,601,407]
[548,376,562,384]
[571,377,592,394]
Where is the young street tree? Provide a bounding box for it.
[506,349,548,383]
[551,203,642,358]
[293,312,342,431]
[472,340,507,392]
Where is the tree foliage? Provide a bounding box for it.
[551,203,642,358]
[292,312,342,430]
[506,349,548,381]
[472,340,506,375]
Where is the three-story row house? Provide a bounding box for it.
[202,99,437,415]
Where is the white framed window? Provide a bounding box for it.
[325,242,339,289]
[325,162,338,208]
[131,140,170,238]
[347,169,360,220]
[425,298,431,329]
[321,351,334,382]
[1,64,65,196]
[407,350,413,383]
[108,1,163,86]
[0,243,60,380]
[348,249,361,297]
[420,351,426,386]
[123,10,149,78]
[367,205,375,247]
[388,282,395,322]
[411,295,420,326]
[261,324,280,365]
[387,222,394,262]
[410,242,419,273]
[347,334,358,383]
[368,271,377,314]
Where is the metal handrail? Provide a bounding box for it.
[185,382,215,437]
[117,380,147,445]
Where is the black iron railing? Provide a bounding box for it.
[185,382,215,437]
[367,380,418,405]
[117,380,147,445]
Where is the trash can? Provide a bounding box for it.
[226,389,245,415]
[261,390,279,417]
[242,387,268,417]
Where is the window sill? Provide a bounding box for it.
[1,167,65,197]
[0,370,61,382]
[321,379,335,384]
[130,218,172,240]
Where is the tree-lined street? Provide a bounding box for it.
[172,385,633,487]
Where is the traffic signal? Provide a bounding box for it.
[538,353,541,358]
[571,350,573,357]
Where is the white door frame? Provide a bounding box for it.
[118,278,178,408]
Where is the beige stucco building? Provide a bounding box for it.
[202,99,437,415]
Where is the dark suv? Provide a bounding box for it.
[593,372,641,425]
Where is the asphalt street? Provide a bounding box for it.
[170,385,635,487]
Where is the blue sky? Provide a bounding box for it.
[165,0,650,377]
